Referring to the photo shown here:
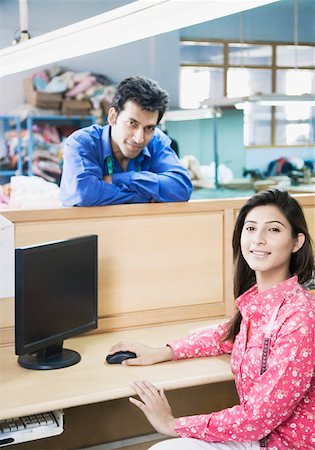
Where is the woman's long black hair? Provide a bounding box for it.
[223,189,314,343]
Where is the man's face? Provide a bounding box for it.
[108,101,159,160]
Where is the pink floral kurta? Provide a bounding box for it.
[169,276,315,449]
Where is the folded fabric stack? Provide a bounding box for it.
[28,65,116,118]
[9,175,61,209]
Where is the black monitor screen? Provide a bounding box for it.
[15,235,98,370]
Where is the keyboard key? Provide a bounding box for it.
[1,424,10,433]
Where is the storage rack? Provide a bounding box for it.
[0,115,97,179]
[0,115,23,177]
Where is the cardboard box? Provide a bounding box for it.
[61,99,92,116]
[24,78,63,109]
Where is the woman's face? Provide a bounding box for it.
[240,205,304,284]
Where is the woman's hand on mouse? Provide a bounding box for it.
[129,380,178,436]
[108,342,174,365]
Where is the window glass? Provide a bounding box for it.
[228,43,272,66]
[243,104,272,146]
[227,68,272,97]
[275,105,314,145]
[180,41,224,65]
[277,45,315,67]
[276,69,314,95]
[180,67,224,109]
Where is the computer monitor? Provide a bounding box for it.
[15,235,98,370]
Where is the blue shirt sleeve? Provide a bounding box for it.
[112,146,193,202]
[60,128,151,206]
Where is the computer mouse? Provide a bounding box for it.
[106,351,137,364]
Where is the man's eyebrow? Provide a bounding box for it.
[127,116,138,123]
[127,117,157,127]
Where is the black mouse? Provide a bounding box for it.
[106,351,137,364]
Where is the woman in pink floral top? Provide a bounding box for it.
[109,189,315,450]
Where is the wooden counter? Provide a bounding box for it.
[0,318,232,421]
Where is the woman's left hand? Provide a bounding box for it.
[129,380,178,437]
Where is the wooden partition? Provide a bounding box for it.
[0,194,314,347]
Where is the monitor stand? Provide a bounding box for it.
[18,342,81,370]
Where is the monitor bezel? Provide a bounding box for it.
[15,235,98,357]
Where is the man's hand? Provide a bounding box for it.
[103,175,112,184]
[0,183,11,197]
[129,380,178,436]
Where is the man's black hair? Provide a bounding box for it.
[111,76,169,124]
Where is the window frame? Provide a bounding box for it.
[180,38,315,149]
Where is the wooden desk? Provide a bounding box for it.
[0,319,233,421]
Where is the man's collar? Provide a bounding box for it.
[101,125,112,159]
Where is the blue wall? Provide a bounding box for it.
[166,109,244,177]
[181,0,315,43]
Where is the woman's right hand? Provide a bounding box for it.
[107,341,174,366]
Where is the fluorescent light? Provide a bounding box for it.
[0,0,280,78]
[250,94,315,106]
[206,94,315,109]
[201,97,245,108]
[234,102,246,110]
[165,108,220,121]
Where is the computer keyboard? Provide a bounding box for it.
[0,410,63,447]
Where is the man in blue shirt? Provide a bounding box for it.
[60,76,192,206]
